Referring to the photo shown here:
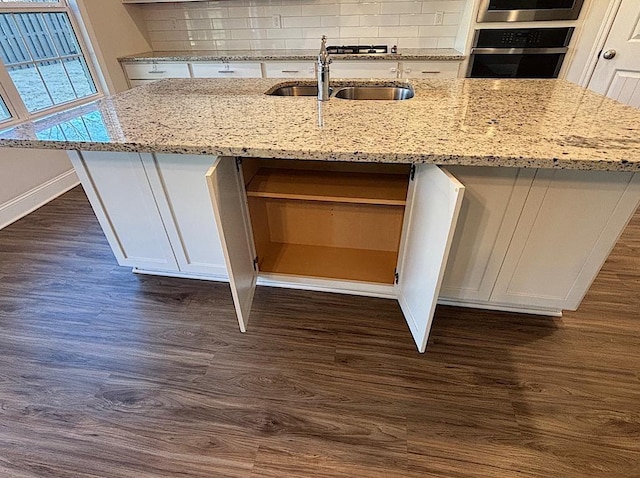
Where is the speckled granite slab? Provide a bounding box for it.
[1,78,639,171]
[119,48,465,62]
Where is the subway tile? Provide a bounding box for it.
[250,39,287,50]
[187,40,218,50]
[185,19,213,30]
[150,40,190,51]
[266,28,303,39]
[419,24,460,36]
[302,26,340,38]
[359,14,399,26]
[399,13,437,25]
[381,2,423,14]
[283,16,323,28]
[340,2,381,15]
[378,25,420,38]
[231,29,268,40]
[211,18,249,29]
[321,15,359,27]
[215,39,252,50]
[437,36,456,48]
[301,4,340,16]
[339,26,379,38]
[285,38,320,49]
[262,5,303,16]
[397,36,438,48]
[248,17,276,28]
[181,8,228,20]
[422,0,464,13]
[443,12,461,25]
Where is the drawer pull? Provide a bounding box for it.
[281,70,300,73]
[421,71,441,74]
[148,70,167,74]
[218,70,236,74]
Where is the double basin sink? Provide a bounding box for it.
[267,83,414,101]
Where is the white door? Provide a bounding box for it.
[589,0,640,108]
[206,157,257,332]
[395,165,465,353]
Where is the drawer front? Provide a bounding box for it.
[331,61,399,79]
[264,61,316,78]
[400,61,460,79]
[123,62,191,80]
[191,62,263,78]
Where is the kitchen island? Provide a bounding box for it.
[1,78,639,352]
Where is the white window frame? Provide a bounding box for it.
[0,0,102,127]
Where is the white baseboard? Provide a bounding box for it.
[0,169,80,230]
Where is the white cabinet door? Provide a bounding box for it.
[331,61,398,79]
[400,61,461,79]
[206,157,257,332]
[192,62,262,78]
[491,169,640,310]
[439,166,535,302]
[264,61,315,78]
[141,153,228,279]
[68,151,179,272]
[396,165,465,353]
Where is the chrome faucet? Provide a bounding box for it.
[317,35,331,101]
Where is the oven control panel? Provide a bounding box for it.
[475,27,574,48]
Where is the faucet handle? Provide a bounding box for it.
[318,35,331,65]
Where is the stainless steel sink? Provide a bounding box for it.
[333,86,414,100]
[267,84,413,100]
[268,85,323,96]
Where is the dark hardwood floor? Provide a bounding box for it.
[0,186,639,477]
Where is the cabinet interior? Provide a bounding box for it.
[242,159,410,284]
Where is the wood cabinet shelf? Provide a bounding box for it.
[246,168,409,206]
[258,242,398,284]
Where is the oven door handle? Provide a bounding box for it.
[471,47,568,55]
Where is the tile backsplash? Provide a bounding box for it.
[140,0,465,51]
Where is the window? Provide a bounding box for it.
[0,0,99,125]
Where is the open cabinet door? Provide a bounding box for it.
[396,165,465,353]
[206,157,257,332]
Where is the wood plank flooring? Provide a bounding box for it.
[0,186,638,477]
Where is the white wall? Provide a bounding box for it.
[140,0,466,51]
[75,0,152,94]
[0,149,78,230]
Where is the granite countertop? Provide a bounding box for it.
[119,48,465,62]
[1,78,639,171]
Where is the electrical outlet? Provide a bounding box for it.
[272,14,282,29]
[434,11,444,25]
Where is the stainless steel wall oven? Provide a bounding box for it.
[477,0,585,22]
[467,27,574,78]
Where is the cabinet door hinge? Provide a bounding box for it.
[409,164,416,181]
[235,157,243,172]
[394,270,399,284]
[253,256,259,271]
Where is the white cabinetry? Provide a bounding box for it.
[264,61,316,78]
[123,62,190,87]
[331,61,399,79]
[70,151,227,279]
[191,62,262,78]
[206,158,465,352]
[400,61,461,79]
[490,169,640,311]
[68,151,179,272]
[141,153,228,279]
[439,166,535,302]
